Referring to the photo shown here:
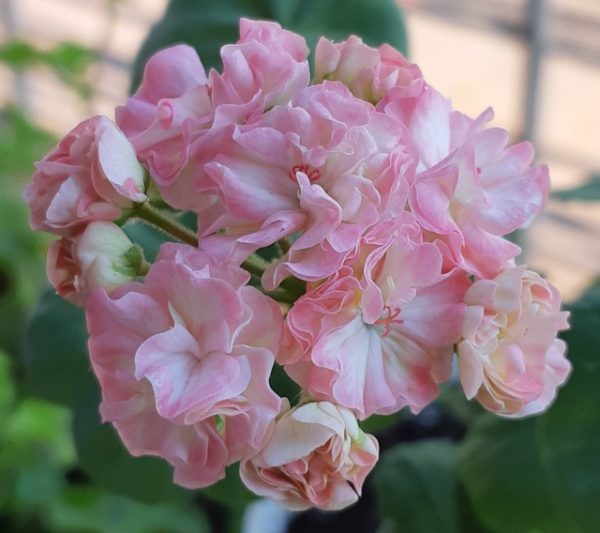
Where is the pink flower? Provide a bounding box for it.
[211,18,310,118]
[457,266,571,417]
[240,401,378,511]
[116,44,212,193]
[197,81,413,289]
[25,116,146,237]
[47,221,142,305]
[382,85,549,277]
[85,243,283,488]
[116,19,309,210]
[282,216,470,419]
[314,35,421,103]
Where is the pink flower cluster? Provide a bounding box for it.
[25,19,570,511]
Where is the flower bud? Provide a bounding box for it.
[240,401,379,511]
[47,221,146,305]
[25,116,146,238]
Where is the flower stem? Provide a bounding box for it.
[132,202,305,301]
[134,202,198,246]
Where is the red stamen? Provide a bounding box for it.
[289,164,321,183]
[374,305,403,337]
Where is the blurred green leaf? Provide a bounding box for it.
[375,440,461,533]
[552,174,600,202]
[201,464,255,509]
[44,43,95,76]
[72,389,192,505]
[536,283,600,533]
[0,107,54,352]
[50,486,209,533]
[132,0,407,89]
[0,41,95,99]
[0,40,40,68]
[23,289,95,408]
[458,416,570,533]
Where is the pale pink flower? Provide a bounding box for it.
[382,84,549,277]
[240,401,378,511]
[25,116,146,237]
[197,81,413,289]
[457,266,570,417]
[314,35,421,103]
[211,18,310,119]
[85,243,283,488]
[116,19,309,210]
[116,44,212,192]
[47,221,141,305]
[282,216,470,419]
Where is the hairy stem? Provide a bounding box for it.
[134,202,198,246]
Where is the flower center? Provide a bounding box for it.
[289,164,321,183]
[374,305,403,337]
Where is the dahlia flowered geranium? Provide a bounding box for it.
[25,18,570,511]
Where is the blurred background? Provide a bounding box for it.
[0,1,598,532]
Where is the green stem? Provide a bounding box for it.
[133,202,305,301]
[134,202,197,246]
[242,254,269,279]
[278,238,290,254]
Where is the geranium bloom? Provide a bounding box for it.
[115,44,212,191]
[86,243,283,487]
[382,85,549,278]
[282,215,470,419]
[457,266,570,417]
[197,81,414,289]
[314,35,422,103]
[240,401,379,510]
[25,116,146,237]
[117,19,309,210]
[25,17,570,512]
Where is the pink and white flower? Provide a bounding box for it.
[457,266,570,417]
[240,401,379,511]
[197,81,414,289]
[282,216,470,419]
[25,116,146,237]
[85,243,283,488]
[315,35,421,103]
[116,44,212,190]
[382,85,550,277]
[211,18,310,118]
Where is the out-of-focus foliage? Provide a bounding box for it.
[375,440,461,533]
[552,173,600,202]
[132,0,408,88]
[0,41,95,98]
[0,107,54,354]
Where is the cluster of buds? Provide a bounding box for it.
[25,19,570,511]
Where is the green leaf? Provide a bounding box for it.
[201,464,254,509]
[72,388,192,505]
[458,416,569,533]
[132,0,407,89]
[375,440,461,533]
[536,283,600,532]
[0,41,95,98]
[552,174,600,202]
[23,289,96,408]
[0,40,41,68]
[50,486,210,533]
[0,107,55,352]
